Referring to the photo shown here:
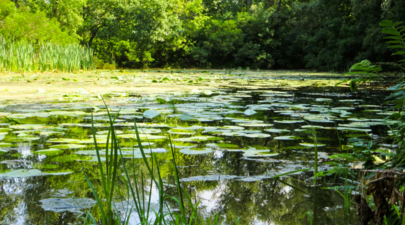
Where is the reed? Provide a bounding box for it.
[0,36,94,73]
[83,100,238,225]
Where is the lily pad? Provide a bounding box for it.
[242,149,275,157]
[274,120,305,124]
[0,169,42,178]
[9,124,48,130]
[39,198,96,213]
[244,108,257,116]
[173,136,221,143]
[274,136,303,141]
[238,123,273,128]
[41,170,74,176]
[301,125,324,130]
[180,175,240,182]
[53,155,92,162]
[0,142,12,148]
[244,133,271,138]
[52,144,88,149]
[179,114,196,121]
[47,138,81,144]
[264,129,290,134]
[34,149,64,156]
[143,109,160,119]
[179,148,213,155]
[299,143,326,147]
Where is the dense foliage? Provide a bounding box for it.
[2,0,405,70]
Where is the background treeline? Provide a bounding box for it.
[2,0,405,71]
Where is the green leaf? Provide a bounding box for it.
[386,40,404,44]
[398,59,405,62]
[379,20,393,27]
[388,45,405,49]
[384,36,402,40]
[143,109,160,119]
[179,114,196,121]
[393,22,403,27]
[388,85,401,91]
[382,29,401,36]
[335,79,350,87]
[393,51,405,56]
[350,80,358,92]
[156,98,167,104]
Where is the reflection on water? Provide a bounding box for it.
[0,71,395,224]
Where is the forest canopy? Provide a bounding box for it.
[2,0,405,70]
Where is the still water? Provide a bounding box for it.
[0,71,394,224]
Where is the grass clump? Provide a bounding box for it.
[0,36,94,73]
[83,102,241,225]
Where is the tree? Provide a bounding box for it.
[0,0,76,43]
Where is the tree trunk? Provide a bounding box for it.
[88,27,101,47]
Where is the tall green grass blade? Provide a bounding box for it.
[168,136,186,220]
[84,172,107,225]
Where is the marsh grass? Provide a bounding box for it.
[83,101,238,225]
[0,36,94,73]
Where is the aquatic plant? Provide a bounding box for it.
[337,20,405,91]
[0,36,94,73]
[83,101,238,224]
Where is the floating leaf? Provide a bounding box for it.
[264,129,290,134]
[0,169,41,178]
[244,108,257,116]
[244,133,271,138]
[40,198,96,213]
[274,136,303,141]
[179,114,196,121]
[143,109,160,119]
[299,143,326,147]
[179,148,213,155]
[52,144,87,149]
[34,149,64,156]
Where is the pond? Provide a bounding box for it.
[0,70,395,224]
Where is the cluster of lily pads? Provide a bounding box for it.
[0,83,395,178]
[0,70,397,218]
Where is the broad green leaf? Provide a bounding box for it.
[382,29,401,36]
[0,169,42,178]
[393,51,405,56]
[388,45,405,49]
[393,22,403,27]
[143,109,160,119]
[156,98,167,104]
[244,108,257,116]
[384,36,402,40]
[386,40,404,44]
[179,114,196,121]
[379,20,393,27]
